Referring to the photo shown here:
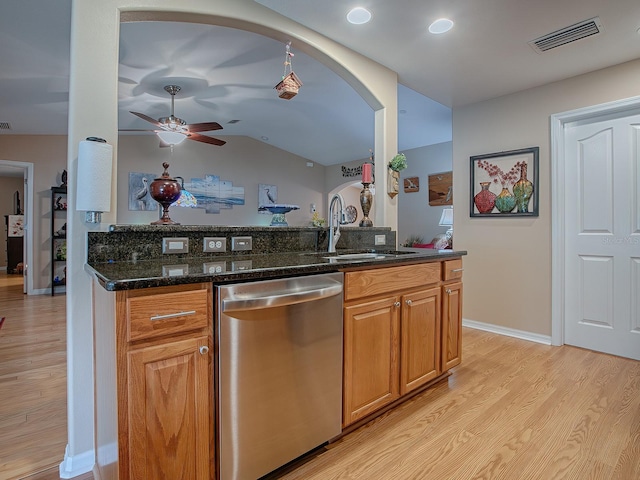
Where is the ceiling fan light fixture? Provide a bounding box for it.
[429,18,454,34]
[347,7,372,25]
[156,130,187,145]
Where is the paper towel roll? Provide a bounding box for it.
[76,139,113,212]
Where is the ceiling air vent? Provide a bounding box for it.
[529,17,603,53]
[0,122,12,130]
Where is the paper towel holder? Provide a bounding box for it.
[77,137,112,223]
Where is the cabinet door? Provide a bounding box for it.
[442,282,463,371]
[128,336,212,480]
[343,296,400,427]
[400,287,442,395]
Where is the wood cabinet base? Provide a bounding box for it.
[340,371,452,437]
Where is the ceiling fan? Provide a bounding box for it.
[127,85,226,147]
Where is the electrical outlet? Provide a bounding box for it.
[231,236,252,251]
[162,237,189,254]
[203,237,226,252]
[375,234,386,246]
[203,261,226,274]
[310,203,316,214]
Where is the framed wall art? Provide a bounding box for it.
[403,176,420,193]
[428,171,452,206]
[470,146,539,217]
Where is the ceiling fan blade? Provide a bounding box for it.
[185,122,223,132]
[118,128,155,132]
[130,111,163,127]
[187,132,227,146]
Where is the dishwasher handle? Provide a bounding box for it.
[222,283,342,312]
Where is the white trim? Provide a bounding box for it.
[549,95,640,347]
[463,318,552,345]
[0,160,34,295]
[29,287,65,296]
[59,444,95,479]
[0,266,6,271]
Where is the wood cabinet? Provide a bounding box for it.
[115,283,214,480]
[400,286,441,395]
[342,259,462,428]
[343,295,400,425]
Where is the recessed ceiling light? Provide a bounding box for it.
[347,7,372,25]
[429,18,454,34]
[261,136,269,141]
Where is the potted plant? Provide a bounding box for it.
[387,153,407,198]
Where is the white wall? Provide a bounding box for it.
[0,136,67,290]
[398,142,452,245]
[117,135,324,226]
[453,58,640,337]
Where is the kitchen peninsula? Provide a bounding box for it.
[88,225,465,480]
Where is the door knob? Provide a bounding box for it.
[199,345,209,355]
[405,299,412,306]
[394,301,401,307]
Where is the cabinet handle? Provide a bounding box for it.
[446,289,452,294]
[199,346,209,355]
[451,268,464,273]
[149,310,196,321]
[394,301,401,307]
[405,299,412,306]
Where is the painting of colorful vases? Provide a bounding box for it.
[470,147,539,217]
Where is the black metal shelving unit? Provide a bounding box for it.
[51,186,67,296]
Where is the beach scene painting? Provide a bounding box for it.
[184,175,245,214]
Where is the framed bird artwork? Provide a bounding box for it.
[258,184,278,214]
[129,172,158,211]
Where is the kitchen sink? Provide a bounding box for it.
[322,252,409,263]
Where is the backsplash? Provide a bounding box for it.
[87,225,396,264]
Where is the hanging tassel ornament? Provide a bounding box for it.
[274,41,303,99]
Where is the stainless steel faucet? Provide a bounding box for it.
[328,194,345,253]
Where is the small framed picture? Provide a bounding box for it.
[470,147,539,217]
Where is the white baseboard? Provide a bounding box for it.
[463,318,552,345]
[29,287,66,295]
[59,444,95,479]
[0,266,7,271]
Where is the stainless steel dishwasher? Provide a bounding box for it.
[217,272,344,480]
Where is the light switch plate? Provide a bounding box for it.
[232,260,253,271]
[162,237,189,254]
[162,264,189,276]
[203,237,226,252]
[231,236,252,251]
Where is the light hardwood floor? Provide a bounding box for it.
[2,271,639,480]
[0,272,69,480]
[273,328,640,479]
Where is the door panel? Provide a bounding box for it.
[565,114,640,360]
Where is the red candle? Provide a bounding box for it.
[362,163,373,183]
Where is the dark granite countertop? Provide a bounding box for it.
[87,248,467,291]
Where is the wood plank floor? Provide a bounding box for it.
[0,272,69,480]
[2,271,639,479]
[273,328,640,480]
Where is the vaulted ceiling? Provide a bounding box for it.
[2,0,639,172]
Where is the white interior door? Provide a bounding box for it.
[564,113,640,360]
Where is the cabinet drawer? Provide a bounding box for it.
[344,263,440,301]
[443,259,463,281]
[125,284,210,342]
